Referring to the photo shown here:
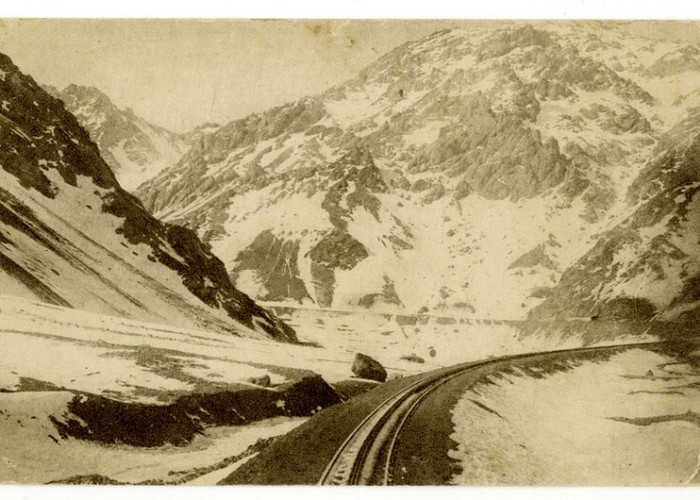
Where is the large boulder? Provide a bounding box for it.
[352,353,387,382]
[281,375,343,416]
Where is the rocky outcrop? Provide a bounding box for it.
[309,228,369,307]
[351,353,387,382]
[358,277,403,309]
[580,104,652,135]
[414,97,571,200]
[321,147,388,229]
[45,84,192,190]
[50,375,342,447]
[530,132,700,321]
[508,244,557,271]
[476,25,554,62]
[234,230,311,303]
[247,374,272,387]
[530,45,656,105]
[647,46,700,78]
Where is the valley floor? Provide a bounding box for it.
[224,339,700,485]
[0,294,681,485]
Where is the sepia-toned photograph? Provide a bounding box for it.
[0,15,699,489]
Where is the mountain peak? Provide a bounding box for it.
[45,83,191,191]
[0,50,295,341]
[136,23,700,319]
[63,83,106,96]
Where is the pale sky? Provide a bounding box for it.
[1,19,700,133]
[0,19,461,132]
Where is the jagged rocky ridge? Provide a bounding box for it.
[136,23,700,320]
[531,126,700,321]
[0,52,295,341]
[44,84,219,191]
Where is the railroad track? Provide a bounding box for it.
[318,339,672,485]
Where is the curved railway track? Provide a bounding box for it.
[318,339,671,485]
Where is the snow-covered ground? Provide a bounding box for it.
[0,293,661,484]
[276,305,659,371]
[0,294,607,404]
[0,295,489,402]
[0,390,305,485]
[0,292,656,403]
[449,347,700,485]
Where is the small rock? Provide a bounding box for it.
[646,370,654,378]
[401,354,425,364]
[247,374,271,387]
[352,353,387,382]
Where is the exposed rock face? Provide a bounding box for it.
[309,228,369,307]
[352,353,387,382]
[358,277,403,309]
[476,25,555,61]
[50,374,341,447]
[44,84,203,191]
[135,23,700,319]
[595,297,657,321]
[647,46,700,78]
[413,98,570,200]
[508,244,557,271]
[234,229,311,303]
[0,51,295,342]
[530,130,700,321]
[150,145,407,310]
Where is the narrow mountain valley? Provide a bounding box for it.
[0,20,698,486]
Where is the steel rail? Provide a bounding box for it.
[318,339,674,485]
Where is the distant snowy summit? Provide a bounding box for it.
[44,84,220,190]
[134,23,700,322]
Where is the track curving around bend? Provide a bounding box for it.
[318,340,672,485]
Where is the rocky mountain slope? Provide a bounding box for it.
[0,51,295,341]
[136,23,700,320]
[530,117,700,321]
[44,84,217,190]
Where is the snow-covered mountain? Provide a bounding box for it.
[44,84,214,190]
[0,51,295,341]
[136,23,700,321]
[531,114,700,321]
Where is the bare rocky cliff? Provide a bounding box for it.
[134,23,700,320]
